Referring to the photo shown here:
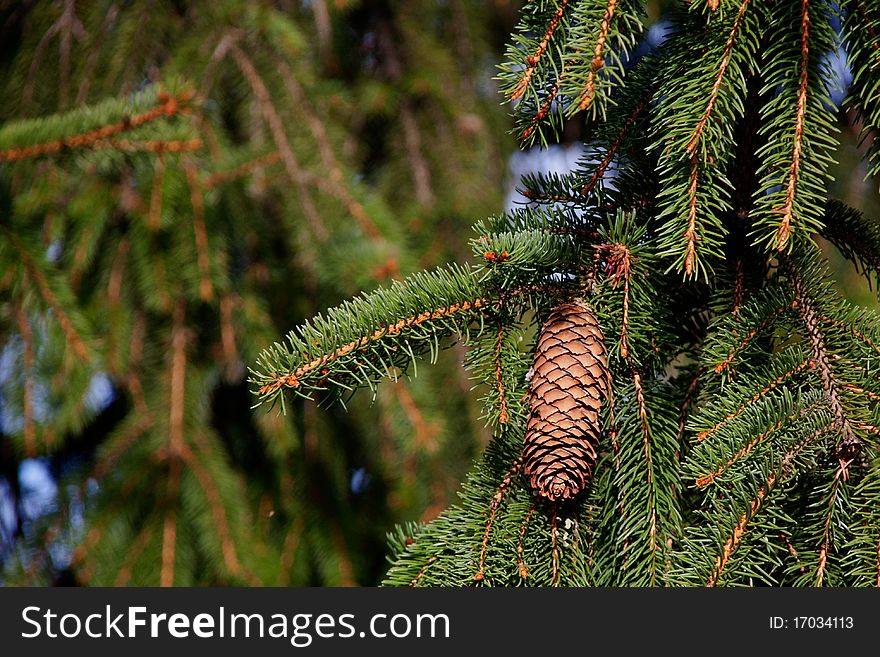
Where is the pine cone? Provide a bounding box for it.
[522,301,610,501]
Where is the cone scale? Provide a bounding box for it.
[522,301,610,501]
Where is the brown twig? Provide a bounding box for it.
[684,153,701,276]
[714,302,792,374]
[787,262,859,449]
[474,461,521,581]
[223,39,328,241]
[0,90,194,162]
[517,505,536,579]
[697,357,810,441]
[115,522,155,586]
[161,300,187,587]
[3,228,90,363]
[14,300,37,456]
[179,441,258,585]
[511,0,570,101]
[582,86,655,195]
[706,474,774,586]
[204,151,282,189]
[520,80,561,142]
[779,532,806,574]
[578,0,619,110]
[493,323,509,424]
[183,160,214,301]
[257,297,489,396]
[409,556,437,587]
[774,0,811,251]
[685,0,752,155]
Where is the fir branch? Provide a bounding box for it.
[14,300,37,456]
[3,227,90,363]
[774,0,812,251]
[203,151,282,189]
[576,0,618,111]
[277,60,395,240]
[222,37,328,241]
[160,462,180,587]
[519,79,561,143]
[409,556,437,587]
[516,505,536,579]
[706,473,774,586]
[684,0,752,156]
[581,82,655,196]
[148,156,166,231]
[88,138,203,154]
[251,264,494,406]
[785,260,859,447]
[393,380,440,452]
[257,298,487,397]
[107,237,131,308]
[697,355,811,442]
[114,522,155,587]
[713,301,792,375]
[814,462,847,586]
[474,461,521,581]
[632,370,658,554]
[509,0,571,102]
[493,323,509,424]
[0,88,194,162]
[751,0,837,252]
[161,300,187,587]
[183,160,214,302]
[179,441,257,585]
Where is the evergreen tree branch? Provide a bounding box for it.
[183,160,214,302]
[706,472,775,586]
[509,1,571,103]
[684,0,752,156]
[114,522,155,587]
[251,265,495,407]
[221,36,329,241]
[819,201,880,289]
[203,151,282,189]
[474,460,521,581]
[785,259,859,448]
[161,300,187,587]
[697,353,811,442]
[774,0,811,251]
[13,299,36,456]
[179,440,258,585]
[0,87,194,162]
[575,0,619,112]
[2,227,91,363]
[752,0,837,252]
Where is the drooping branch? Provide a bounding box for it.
[510,0,571,101]
[183,160,214,302]
[578,0,619,111]
[774,0,811,251]
[14,300,37,456]
[706,474,774,586]
[785,262,859,449]
[3,228,90,363]
[684,0,752,155]
[474,461,521,581]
